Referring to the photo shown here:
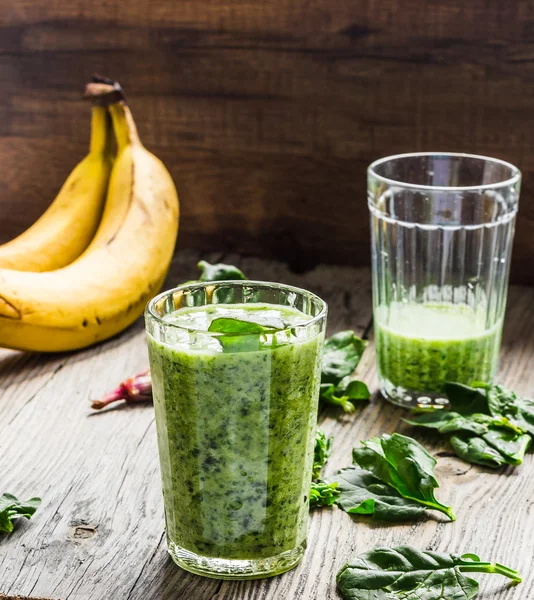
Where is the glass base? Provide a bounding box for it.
[379,377,449,409]
[167,539,306,580]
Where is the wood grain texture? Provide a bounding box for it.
[1,250,533,599]
[1,0,534,280]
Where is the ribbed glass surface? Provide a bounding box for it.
[368,153,521,408]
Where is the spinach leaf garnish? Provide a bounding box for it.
[406,382,534,468]
[351,433,455,520]
[337,545,521,600]
[320,331,370,412]
[0,493,41,534]
[208,317,282,353]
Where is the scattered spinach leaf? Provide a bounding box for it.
[321,331,366,384]
[333,467,426,521]
[309,481,340,508]
[407,382,534,468]
[320,378,371,413]
[313,428,333,480]
[337,545,521,600]
[320,332,369,412]
[445,382,490,415]
[352,433,455,520]
[0,493,41,534]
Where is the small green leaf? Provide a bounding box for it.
[321,331,366,384]
[309,481,340,508]
[450,434,508,468]
[208,317,282,353]
[0,493,41,534]
[445,382,490,415]
[333,467,426,521]
[336,545,521,600]
[352,433,455,520]
[208,318,278,335]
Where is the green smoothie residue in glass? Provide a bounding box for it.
[147,303,323,561]
[375,302,502,396]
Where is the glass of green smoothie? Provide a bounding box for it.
[145,281,327,579]
[369,152,521,408]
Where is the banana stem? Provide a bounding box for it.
[89,106,113,155]
[108,103,141,150]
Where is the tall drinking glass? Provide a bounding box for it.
[145,281,327,579]
[368,153,521,408]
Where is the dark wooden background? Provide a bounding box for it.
[1,1,534,282]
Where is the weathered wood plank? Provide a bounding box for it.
[0,251,373,599]
[2,0,534,280]
[1,254,533,598]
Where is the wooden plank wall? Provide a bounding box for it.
[1,1,534,282]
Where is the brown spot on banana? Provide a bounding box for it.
[0,296,21,319]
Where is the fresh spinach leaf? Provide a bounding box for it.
[198,261,247,282]
[481,430,531,465]
[321,331,366,384]
[486,384,534,436]
[333,467,426,522]
[0,493,41,534]
[407,382,533,468]
[320,379,370,413]
[444,382,490,415]
[404,411,524,437]
[208,317,281,353]
[352,433,455,520]
[309,481,340,508]
[450,434,509,468]
[313,428,333,480]
[337,545,521,600]
[320,332,369,412]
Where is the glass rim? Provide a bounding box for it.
[145,280,328,336]
[368,152,521,192]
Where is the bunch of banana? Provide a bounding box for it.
[0,79,179,352]
[0,106,113,271]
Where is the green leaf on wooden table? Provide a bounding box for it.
[450,434,509,468]
[445,382,491,415]
[0,493,41,534]
[486,384,534,436]
[333,467,426,522]
[337,545,521,600]
[198,261,247,282]
[309,481,340,508]
[352,433,455,520]
[321,331,366,384]
[404,411,524,437]
[313,428,334,480]
[406,382,534,468]
[320,330,369,413]
[320,378,371,413]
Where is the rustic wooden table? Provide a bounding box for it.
[1,250,533,600]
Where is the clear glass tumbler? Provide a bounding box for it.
[368,152,521,408]
[145,281,327,579]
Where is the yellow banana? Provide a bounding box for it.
[0,106,113,271]
[0,84,179,352]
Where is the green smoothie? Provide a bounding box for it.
[147,303,323,564]
[375,302,501,397]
